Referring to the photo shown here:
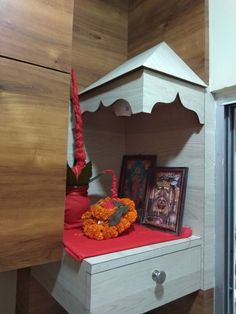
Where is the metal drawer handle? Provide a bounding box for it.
[152,270,166,284]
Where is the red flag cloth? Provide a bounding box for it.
[63,224,192,261]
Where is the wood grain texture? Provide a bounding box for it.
[125,100,204,238]
[148,289,213,314]
[82,108,126,204]
[80,41,206,94]
[32,237,201,314]
[0,57,70,271]
[80,69,205,123]
[16,269,213,314]
[72,0,128,90]
[128,0,208,82]
[16,268,67,314]
[89,247,201,314]
[0,0,74,73]
[0,271,16,314]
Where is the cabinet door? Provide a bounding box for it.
[0,57,69,271]
[0,0,74,73]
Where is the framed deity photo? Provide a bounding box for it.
[118,155,157,223]
[142,167,188,235]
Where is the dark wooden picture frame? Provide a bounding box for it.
[118,155,157,223]
[142,167,188,235]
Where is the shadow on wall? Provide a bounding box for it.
[125,97,203,164]
[145,289,214,314]
[82,98,203,203]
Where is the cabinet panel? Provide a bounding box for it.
[0,57,70,271]
[0,0,74,73]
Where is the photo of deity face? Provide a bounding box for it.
[143,167,188,234]
[119,155,156,223]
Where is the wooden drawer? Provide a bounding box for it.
[32,236,201,314]
[90,247,200,313]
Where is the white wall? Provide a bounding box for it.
[209,0,236,91]
[0,271,16,314]
[125,102,205,238]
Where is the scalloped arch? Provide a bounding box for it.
[80,42,206,124]
[80,89,204,124]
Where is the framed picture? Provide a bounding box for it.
[142,167,188,235]
[118,155,157,223]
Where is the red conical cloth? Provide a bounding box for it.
[71,69,86,177]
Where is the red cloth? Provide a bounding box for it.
[64,186,90,229]
[71,69,86,177]
[63,224,192,261]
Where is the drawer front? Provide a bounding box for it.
[90,246,201,314]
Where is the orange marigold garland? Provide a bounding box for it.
[82,170,137,240]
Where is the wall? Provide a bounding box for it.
[209,0,236,91]
[83,109,126,202]
[0,271,17,314]
[16,268,66,314]
[150,289,213,314]
[72,0,129,90]
[72,0,207,91]
[128,0,208,83]
[125,101,204,238]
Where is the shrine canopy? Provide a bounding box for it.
[80,42,206,124]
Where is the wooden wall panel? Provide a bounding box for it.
[128,0,208,82]
[72,0,128,90]
[0,57,70,271]
[16,268,67,314]
[125,101,204,237]
[0,271,17,314]
[148,289,213,314]
[82,108,126,203]
[0,0,74,73]
[72,0,207,88]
